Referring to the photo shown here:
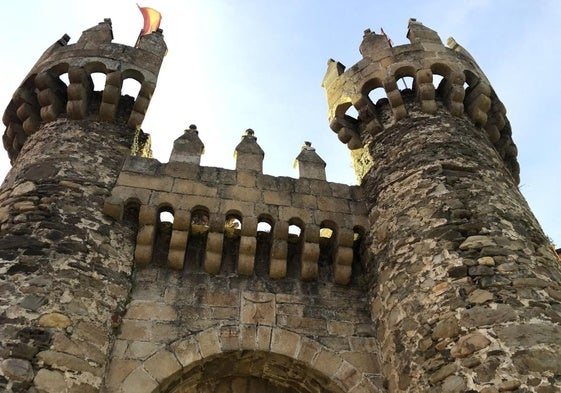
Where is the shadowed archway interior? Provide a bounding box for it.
[156,351,345,393]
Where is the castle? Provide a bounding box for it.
[1,16,560,393]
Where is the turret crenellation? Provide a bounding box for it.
[324,19,561,392]
[406,17,442,44]
[323,19,520,184]
[2,19,167,164]
[359,28,392,60]
[169,124,205,165]
[294,141,327,180]
[76,18,113,46]
[234,128,265,172]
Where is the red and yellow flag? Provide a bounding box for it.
[137,5,161,36]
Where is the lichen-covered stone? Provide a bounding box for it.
[0,358,34,382]
[451,333,491,358]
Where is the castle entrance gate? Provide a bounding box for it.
[155,350,345,393]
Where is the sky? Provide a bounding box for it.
[0,0,559,245]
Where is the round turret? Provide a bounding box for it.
[0,20,167,392]
[323,19,561,392]
[323,18,519,184]
[2,18,167,164]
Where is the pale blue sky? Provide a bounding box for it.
[1,1,559,245]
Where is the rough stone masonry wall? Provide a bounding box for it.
[106,264,381,392]
[103,157,382,392]
[364,102,561,393]
[0,119,138,392]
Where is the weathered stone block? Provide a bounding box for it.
[317,196,351,213]
[121,366,159,393]
[143,349,181,383]
[106,359,139,391]
[256,325,272,351]
[222,185,261,202]
[125,341,161,361]
[171,337,202,366]
[219,325,240,351]
[1,358,34,382]
[33,369,68,393]
[271,328,301,358]
[37,312,72,329]
[118,173,173,192]
[241,291,275,325]
[197,328,221,358]
[313,349,342,377]
[119,319,151,341]
[126,301,177,321]
[450,332,491,358]
[263,190,291,206]
[172,179,217,197]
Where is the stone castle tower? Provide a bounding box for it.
[1,17,560,393]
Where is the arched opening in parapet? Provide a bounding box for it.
[152,350,346,393]
[368,87,387,106]
[331,102,361,149]
[31,63,69,122]
[288,224,301,237]
[257,221,272,233]
[464,70,480,89]
[430,63,452,102]
[90,72,107,92]
[319,221,338,281]
[399,76,414,92]
[122,78,141,100]
[160,211,174,224]
[84,62,109,115]
[255,215,274,277]
[121,69,145,121]
[362,77,386,104]
[432,74,444,91]
[58,73,70,87]
[185,206,209,271]
[336,102,359,129]
[344,102,359,120]
[463,70,489,126]
[123,198,141,239]
[222,211,242,275]
[287,218,304,279]
[359,78,386,133]
[395,66,415,111]
[463,70,478,97]
[85,62,108,89]
[352,225,366,284]
[152,205,174,266]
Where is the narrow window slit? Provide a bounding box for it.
[152,206,174,266]
[221,212,242,275]
[184,207,209,271]
[255,216,274,277]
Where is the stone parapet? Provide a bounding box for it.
[322,18,519,184]
[2,19,166,163]
[104,151,368,286]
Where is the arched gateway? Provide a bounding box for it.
[107,325,379,393]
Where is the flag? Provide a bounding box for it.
[138,5,161,36]
[381,27,393,47]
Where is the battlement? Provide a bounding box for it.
[103,127,368,285]
[322,19,519,183]
[2,19,167,163]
